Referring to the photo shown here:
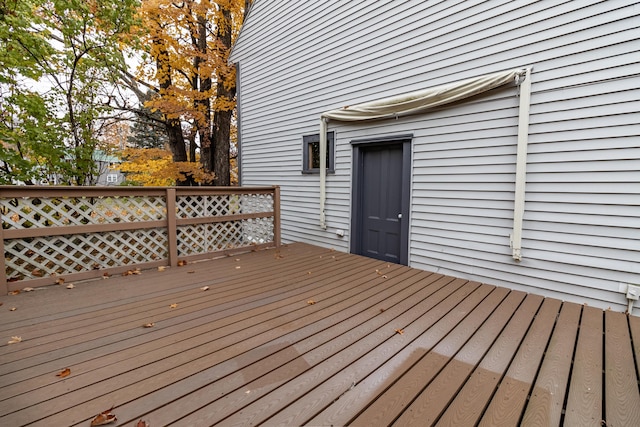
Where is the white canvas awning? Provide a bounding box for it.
[318,67,532,260]
[320,68,527,123]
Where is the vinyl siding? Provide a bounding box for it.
[230,0,640,312]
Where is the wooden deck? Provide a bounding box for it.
[1,243,639,426]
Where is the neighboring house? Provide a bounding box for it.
[6,150,124,186]
[94,150,125,186]
[229,1,640,313]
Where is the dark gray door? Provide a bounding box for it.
[353,141,409,264]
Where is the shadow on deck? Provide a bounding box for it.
[0,243,639,426]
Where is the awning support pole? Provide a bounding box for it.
[319,117,328,229]
[511,67,532,261]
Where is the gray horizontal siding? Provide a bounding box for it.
[236,1,636,114]
[232,0,640,311]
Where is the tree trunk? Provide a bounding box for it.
[213,109,232,186]
[154,35,192,185]
[195,13,213,178]
[211,6,235,186]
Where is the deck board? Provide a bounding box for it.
[194,278,479,426]
[629,314,640,384]
[351,285,503,426]
[564,305,603,426]
[521,302,581,426]
[435,293,544,426]
[478,298,562,426]
[393,290,527,426]
[604,310,640,426]
[112,268,435,425]
[0,242,638,426]
[294,276,468,427]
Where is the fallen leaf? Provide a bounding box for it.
[235,258,240,262]
[200,286,209,291]
[9,290,20,295]
[170,303,178,309]
[102,273,110,279]
[235,266,241,269]
[187,270,195,274]
[56,368,71,378]
[157,266,166,272]
[122,270,133,276]
[143,323,155,328]
[132,268,141,275]
[90,407,117,426]
[66,283,75,289]
[307,271,312,275]
[23,287,34,292]
[245,390,251,394]
[382,275,388,279]
[136,420,150,427]
[7,336,22,344]
[307,300,316,305]
[9,307,16,311]
[380,308,385,313]
[395,329,404,335]
[177,260,188,267]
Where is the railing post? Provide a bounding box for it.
[0,223,7,295]
[166,188,178,267]
[273,186,281,248]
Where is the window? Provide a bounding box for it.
[106,173,118,183]
[302,131,335,173]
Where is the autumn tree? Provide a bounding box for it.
[0,0,140,185]
[1,0,249,186]
[119,147,213,186]
[131,0,248,186]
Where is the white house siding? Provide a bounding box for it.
[230,0,640,312]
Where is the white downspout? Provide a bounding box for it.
[319,117,328,229]
[511,68,532,261]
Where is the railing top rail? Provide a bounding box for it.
[173,186,278,196]
[0,185,278,198]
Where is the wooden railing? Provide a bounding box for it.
[0,186,280,293]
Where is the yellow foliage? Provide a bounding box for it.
[119,148,215,186]
[135,0,245,125]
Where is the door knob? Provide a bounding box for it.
[397,214,402,219]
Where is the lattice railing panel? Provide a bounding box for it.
[176,194,241,218]
[4,229,168,281]
[240,194,274,214]
[1,196,166,229]
[241,217,274,245]
[177,221,244,256]
[1,187,279,288]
